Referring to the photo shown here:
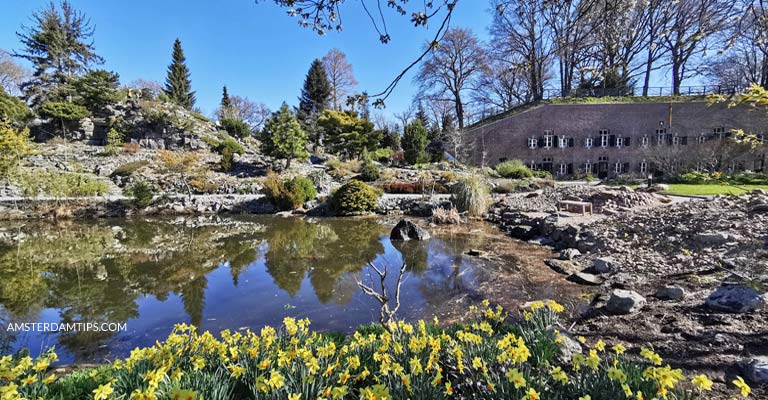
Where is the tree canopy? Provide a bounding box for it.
[260,103,310,168]
[164,39,196,110]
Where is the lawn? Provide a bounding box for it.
[663,184,768,196]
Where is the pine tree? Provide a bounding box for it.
[415,103,430,130]
[221,86,231,109]
[14,1,103,106]
[163,39,195,109]
[297,59,331,143]
[402,119,429,165]
[260,103,309,168]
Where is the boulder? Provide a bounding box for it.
[592,257,618,274]
[566,272,604,286]
[390,219,431,241]
[605,289,646,314]
[555,334,582,364]
[545,259,582,275]
[745,356,768,384]
[749,203,768,214]
[705,286,766,313]
[560,248,582,260]
[655,285,686,301]
[695,231,731,246]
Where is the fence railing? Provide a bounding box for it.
[466,85,742,126]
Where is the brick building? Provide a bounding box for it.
[462,100,768,178]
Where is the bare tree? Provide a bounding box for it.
[393,104,415,130]
[322,48,358,110]
[416,28,486,129]
[662,0,738,95]
[542,0,598,97]
[473,56,529,111]
[0,49,29,95]
[639,0,672,96]
[355,262,407,329]
[217,96,271,132]
[491,0,553,101]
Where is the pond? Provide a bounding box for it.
[0,216,583,364]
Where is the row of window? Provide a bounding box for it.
[524,157,765,176]
[524,128,765,150]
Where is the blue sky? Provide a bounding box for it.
[0,0,492,118]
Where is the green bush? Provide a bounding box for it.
[125,180,155,208]
[330,180,381,216]
[103,128,123,155]
[673,171,711,184]
[215,135,245,171]
[495,160,533,179]
[532,170,553,179]
[0,123,34,178]
[359,158,380,182]
[16,170,109,197]
[39,101,90,121]
[262,173,317,210]
[0,89,32,124]
[371,147,394,163]
[452,175,491,217]
[726,171,768,185]
[111,160,150,177]
[69,69,120,112]
[220,117,252,137]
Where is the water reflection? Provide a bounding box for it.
[0,217,499,363]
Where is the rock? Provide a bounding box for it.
[79,117,95,138]
[555,334,582,363]
[390,219,431,241]
[466,249,483,257]
[749,203,768,213]
[655,285,685,301]
[695,231,731,246]
[560,248,582,260]
[705,285,766,313]
[751,188,767,195]
[592,257,617,274]
[745,356,768,384]
[566,272,604,286]
[545,259,582,275]
[605,289,646,314]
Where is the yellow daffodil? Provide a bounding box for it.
[692,374,713,391]
[93,382,114,400]
[733,376,751,398]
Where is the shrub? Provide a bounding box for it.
[402,120,429,165]
[190,176,220,194]
[431,206,461,224]
[262,173,317,210]
[359,158,380,182]
[125,180,155,208]
[0,122,33,178]
[103,128,123,155]
[39,101,90,122]
[0,88,32,124]
[495,160,533,179]
[215,135,245,171]
[725,171,768,185]
[452,175,491,217]
[156,150,202,174]
[69,69,120,112]
[532,170,553,179]
[326,159,361,178]
[16,170,109,197]
[492,179,526,194]
[330,180,381,216]
[673,171,712,184]
[220,117,251,137]
[371,147,394,163]
[440,171,458,183]
[111,160,149,177]
[123,142,141,154]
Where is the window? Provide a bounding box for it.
[558,163,568,176]
[640,160,647,174]
[585,137,593,148]
[656,128,666,145]
[616,137,624,148]
[528,160,537,170]
[697,134,706,144]
[544,135,554,148]
[559,136,568,148]
[714,127,725,136]
[528,137,538,149]
[599,156,608,162]
[584,160,592,173]
[672,136,680,146]
[600,132,610,148]
[641,136,649,147]
[614,162,624,174]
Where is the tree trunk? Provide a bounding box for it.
[455,93,464,130]
[642,48,653,96]
[285,158,291,169]
[672,61,681,95]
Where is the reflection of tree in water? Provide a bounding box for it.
[260,218,386,304]
[0,219,262,360]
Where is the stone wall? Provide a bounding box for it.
[463,101,768,177]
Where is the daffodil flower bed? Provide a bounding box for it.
[0,300,753,400]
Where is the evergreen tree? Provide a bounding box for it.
[260,103,309,168]
[220,86,231,110]
[415,103,430,130]
[297,59,331,143]
[402,119,429,165]
[14,1,103,106]
[380,126,401,150]
[163,39,195,109]
[317,109,381,159]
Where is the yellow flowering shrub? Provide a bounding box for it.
[0,303,754,399]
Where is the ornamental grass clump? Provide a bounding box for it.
[0,301,753,400]
[452,175,491,217]
[495,160,533,179]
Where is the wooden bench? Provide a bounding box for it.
[558,200,593,214]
